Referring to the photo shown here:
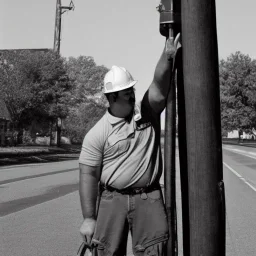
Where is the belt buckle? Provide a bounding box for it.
[140,192,148,200]
[134,188,142,194]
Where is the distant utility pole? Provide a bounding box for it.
[53,0,74,146]
[53,0,75,54]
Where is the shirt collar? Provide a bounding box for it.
[106,110,125,125]
[106,110,135,137]
[106,103,142,125]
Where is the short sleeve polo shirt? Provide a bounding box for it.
[79,100,162,189]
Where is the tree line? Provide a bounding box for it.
[1,50,255,145]
[0,50,108,145]
[220,51,256,138]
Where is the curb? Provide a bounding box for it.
[0,153,79,167]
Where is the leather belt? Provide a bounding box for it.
[100,183,160,195]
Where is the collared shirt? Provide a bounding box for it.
[79,97,162,189]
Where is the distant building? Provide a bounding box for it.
[227,130,256,140]
[0,48,50,53]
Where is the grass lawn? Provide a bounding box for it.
[0,146,60,153]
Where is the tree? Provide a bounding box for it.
[0,50,72,143]
[220,52,256,136]
[1,52,109,144]
[66,56,108,106]
[0,51,32,128]
[63,56,109,143]
[63,101,106,143]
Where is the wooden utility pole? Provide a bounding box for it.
[53,0,62,54]
[53,0,74,146]
[181,0,226,255]
[53,0,74,54]
[157,1,181,255]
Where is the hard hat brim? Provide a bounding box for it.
[103,80,137,94]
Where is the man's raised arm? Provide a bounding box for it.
[148,36,180,114]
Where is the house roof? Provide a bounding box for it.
[0,98,10,120]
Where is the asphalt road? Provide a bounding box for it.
[222,145,256,256]
[1,145,256,256]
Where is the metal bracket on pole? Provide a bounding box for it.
[157,0,181,38]
[61,0,75,14]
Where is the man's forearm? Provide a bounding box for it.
[147,46,174,114]
[147,37,181,114]
[79,170,99,219]
[153,47,173,93]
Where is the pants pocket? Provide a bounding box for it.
[147,189,162,203]
[100,190,114,200]
[91,239,111,256]
[133,234,169,256]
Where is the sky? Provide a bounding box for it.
[1,0,256,124]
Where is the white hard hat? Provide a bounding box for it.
[103,65,137,94]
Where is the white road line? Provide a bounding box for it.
[223,147,256,160]
[0,160,78,171]
[0,168,78,186]
[223,162,256,192]
[223,162,242,178]
[237,152,256,160]
[0,163,47,171]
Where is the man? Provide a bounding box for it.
[79,36,180,256]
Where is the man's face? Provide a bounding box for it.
[116,87,135,116]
